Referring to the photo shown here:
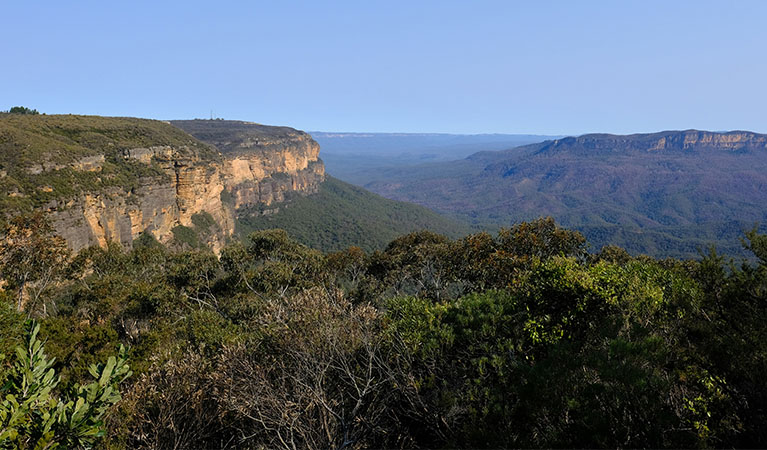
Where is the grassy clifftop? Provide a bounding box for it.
[171,119,315,156]
[0,114,216,167]
[0,114,218,213]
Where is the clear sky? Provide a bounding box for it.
[3,1,766,135]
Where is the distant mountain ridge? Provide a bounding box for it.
[362,129,767,258]
[467,129,767,163]
[535,130,767,154]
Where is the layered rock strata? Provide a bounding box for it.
[44,121,324,253]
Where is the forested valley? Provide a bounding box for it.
[2,215,767,448]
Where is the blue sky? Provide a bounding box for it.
[3,1,766,135]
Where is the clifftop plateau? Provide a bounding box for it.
[0,115,325,253]
[171,119,319,156]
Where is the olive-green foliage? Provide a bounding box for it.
[1,217,766,448]
[682,233,767,447]
[0,212,69,312]
[190,211,217,235]
[0,300,24,372]
[385,257,720,448]
[0,323,131,449]
[219,229,326,298]
[171,225,200,249]
[169,213,221,251]
[132,231,163,250]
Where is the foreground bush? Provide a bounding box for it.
[0,323,131,449]
[0,219,765,448]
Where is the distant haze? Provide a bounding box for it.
[310,132,559,156]
[310,132,559,184]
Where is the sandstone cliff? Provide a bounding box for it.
[0,115,325,253]
[171,120,325,211]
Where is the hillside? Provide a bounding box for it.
[0,115,325,252]
[232,175,472,252]
[0,114,218,213]
[362,130,767,258]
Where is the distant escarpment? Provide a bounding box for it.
[363,129,767,258]
[526,130,767,155]
[0,115,324,253]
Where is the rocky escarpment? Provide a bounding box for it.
[0,115,325,253]
[535,130,767,155]
[171,120,325,211]
[50,145,236,252]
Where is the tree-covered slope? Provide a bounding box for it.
[235,176,472,252]
[362,130,767,258]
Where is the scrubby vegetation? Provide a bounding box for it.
[171,119,313,156]
[1,216,767,448]
[4,106,40,115]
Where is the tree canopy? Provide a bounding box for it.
[7,106,39,115]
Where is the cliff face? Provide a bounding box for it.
[0,116,324,254]
[49,146,236,253]
[171,120,326,211]
[206,125,325,209]
[537,130,767,155]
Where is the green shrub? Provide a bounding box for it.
[0,323,131,449]
[191,212,217,235]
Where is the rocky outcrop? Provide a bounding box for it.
[42,120,325,253]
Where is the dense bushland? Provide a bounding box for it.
[236,176,472,252]
[1,216,766,448]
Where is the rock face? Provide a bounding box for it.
[37,120,325,253]
[171,120,327,210]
